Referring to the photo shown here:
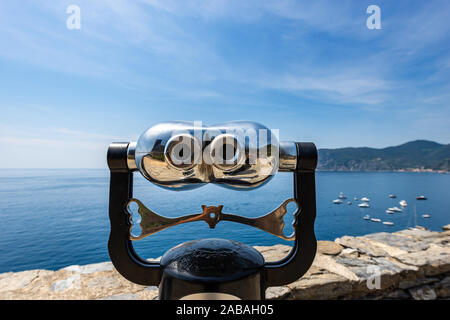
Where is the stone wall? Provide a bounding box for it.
[1,225,449,300]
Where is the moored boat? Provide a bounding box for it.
[358,203,370,208]
[399,200,408,207]
[416,195,427,200]
[371,218,381,222]
[333,199,343,204]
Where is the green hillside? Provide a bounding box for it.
[318,140,450,172]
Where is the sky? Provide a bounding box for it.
[0,0,449,168]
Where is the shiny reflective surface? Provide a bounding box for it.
[135,121,207,189]
[208,134,245,172]
[278,142,297,172]
[164,134,202,171]
[127,197,297,241]
[132,121,296,190]
[126,142,137,171]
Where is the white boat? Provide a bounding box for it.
[386,210,395,214]
[358,203,370,208]
[361,197,370,202]
[399,200,408,207]
[339,192,347,199]
[333,199,343,204]
[389,194,396,198]
[422,214,431,218]
[371,218,381,222]
[354,197,358,201]
[383,221,394,226]
[347,201,352,205]
[363,215,370,220]
[389,207,402,212]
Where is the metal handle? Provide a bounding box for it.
[127,198,297,241]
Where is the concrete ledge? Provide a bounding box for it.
[1,225,449,300]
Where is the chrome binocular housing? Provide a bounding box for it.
[127,121,297,190]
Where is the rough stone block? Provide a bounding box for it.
[265,286,291,300]
[395,245,450,276]
[317,241,343,256]
[408,285,437,300]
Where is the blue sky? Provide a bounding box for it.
[0,0,449,168]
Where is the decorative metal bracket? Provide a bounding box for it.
[127,198,297,241]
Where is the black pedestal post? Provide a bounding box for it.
[159,239,265,300]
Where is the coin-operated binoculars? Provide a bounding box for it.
[107,121,317,300]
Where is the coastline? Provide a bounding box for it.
[317,169,449,174]
[1,224,449,300]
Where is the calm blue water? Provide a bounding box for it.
[0,169,448,273]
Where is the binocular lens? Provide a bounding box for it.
[164,134,201,171]
[209,134,244,172]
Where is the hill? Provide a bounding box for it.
[318,140,450,172]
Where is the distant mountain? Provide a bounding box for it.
[318,140,450,172]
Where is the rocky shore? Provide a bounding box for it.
[1,225,449,300]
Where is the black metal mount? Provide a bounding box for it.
[107,142,317,297]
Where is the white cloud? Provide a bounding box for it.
[257,72,389,105]
[0,0,448,166]
[142,0,361,32]
[1,0,446,109]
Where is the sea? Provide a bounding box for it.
[0,169,448,273]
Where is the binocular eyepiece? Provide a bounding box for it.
[127,121,297,190]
